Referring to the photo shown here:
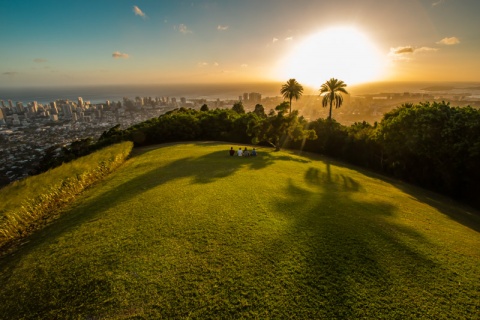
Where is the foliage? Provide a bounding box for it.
[248,106,316,150]
[200,103,209,111]
[232,101,245,114]
[376,102,480,204]
[253,104,266,118]
[319,78,349,120]
[280,78,304,113]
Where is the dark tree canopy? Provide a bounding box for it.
[232,101,245,114]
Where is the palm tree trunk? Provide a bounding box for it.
[289,97,292,114]
[329,100,333,120]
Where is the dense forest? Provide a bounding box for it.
[38,101,480,209]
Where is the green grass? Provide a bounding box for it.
[0,141,133,251]
[0,142,479,318]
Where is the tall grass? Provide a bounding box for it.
[0,141,133,252]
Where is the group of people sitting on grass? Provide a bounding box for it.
[229,147,257,157]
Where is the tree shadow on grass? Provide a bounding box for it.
[0,146,308,270]
[300,149,480,235]
[258,161,467,318]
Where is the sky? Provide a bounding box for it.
[1,0,479,88]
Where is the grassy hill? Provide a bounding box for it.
[1,142,479,318]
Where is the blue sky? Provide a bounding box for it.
[1,0,479,87]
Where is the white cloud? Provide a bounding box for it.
[133,5,146,18]
[177,24,192,34]
[285,37,293,41]
[436,37,460,45]
[241,64,248,68]
[33,58,48,63]
[197,62,208,67]
[217,25,229,31]
[213,62,219,67]
[112,51,129,59]
[272,37,278,43]
[432,0,445,6]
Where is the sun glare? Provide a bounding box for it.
[276,26,386,88]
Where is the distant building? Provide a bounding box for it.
[249,92,262,103]
[78,97,84,108]
[243,93,249,102]
[62,104,73,118]
[16,102,25,113]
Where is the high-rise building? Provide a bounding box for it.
[62,104,73,118]
[243,93,249,102]
[8,100,13,108]
[78,97,84,108]
[16,102,25,113]
[249,92,262,103]
[0,100,5,108]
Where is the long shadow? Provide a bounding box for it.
[301,149,480,234]
[260,161,465,317]
[0,146,307,270]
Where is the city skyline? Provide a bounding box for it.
[1,0,480,89]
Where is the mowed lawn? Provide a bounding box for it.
[1,142,479,319]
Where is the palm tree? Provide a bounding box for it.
[319,78,348,120]
[280,78,304,114]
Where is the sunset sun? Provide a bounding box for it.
[277,26,386,88]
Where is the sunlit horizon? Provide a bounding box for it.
[1,1,479,88]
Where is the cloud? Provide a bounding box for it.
[392,46,415,55]
[213,62,219,67]
[197,62,208,67]
[3,71,18,76]
[416,46,439,53]
[33,58,47,63]
[177,24,192,34]
[133,5,146,18]
[241,64,248,68]
[436,37,460,45]
[389,46,438,61]
[217,25,229,31]
[272,37,278,43]
[285,37,293,41]
[432,0,445,6]
[112,51,129,59]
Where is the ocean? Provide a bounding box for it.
[1,81,479,105]
[0,83,284,105]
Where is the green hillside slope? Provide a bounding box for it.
[1,142,479,318]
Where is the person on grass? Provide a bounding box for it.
[229,147,235,156]
[237,147,243,157]
[243,147,250,157]
[251,148,257,156]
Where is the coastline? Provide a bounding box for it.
[1,81,479,105]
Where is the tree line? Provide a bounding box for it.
[35,79,480,209]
